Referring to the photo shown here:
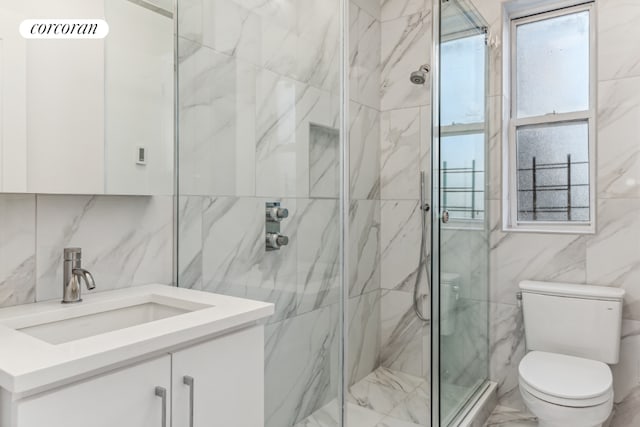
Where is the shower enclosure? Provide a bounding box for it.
[432,0,491,425]
[174,0,491,425]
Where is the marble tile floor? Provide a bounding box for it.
[295,367,429,427]
[482,406,537,427]
[295,369,540,427]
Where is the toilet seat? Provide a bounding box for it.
[518,351,613,407]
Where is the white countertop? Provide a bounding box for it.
[0,285,274,395]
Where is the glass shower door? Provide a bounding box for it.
[433,0,490,425]
[175,1,347,426]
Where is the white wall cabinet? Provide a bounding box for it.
[2,326,263,427]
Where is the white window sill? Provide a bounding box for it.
[502,223,595,235]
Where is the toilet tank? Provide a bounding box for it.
[520,280,625,364]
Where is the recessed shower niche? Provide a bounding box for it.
[309,123,340,199]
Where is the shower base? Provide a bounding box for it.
[295,367,429,427]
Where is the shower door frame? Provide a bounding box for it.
[430,0,442,426]
[431,0,492,425]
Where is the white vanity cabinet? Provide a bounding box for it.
[10,356,172,427]
[2,325,264,427]
[172,326,264,427]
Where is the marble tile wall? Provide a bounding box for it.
[378,0,431,380]
[469,0,640,421]
[349,0,383,393]
[0,194,174,308]
[177,0,382,425]
[178,0,341,199]
[178,193,344,427]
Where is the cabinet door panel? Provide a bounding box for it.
[172,326,264,427]
[14,356,171,427]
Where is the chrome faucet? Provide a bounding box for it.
[62,248,96,304]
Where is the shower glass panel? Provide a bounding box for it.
[436,0,490,425]
[175,1,346,426]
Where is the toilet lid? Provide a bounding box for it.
[519,351,612,404]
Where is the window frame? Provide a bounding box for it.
[440,30,488,229]
[504,2,597,234]
[440,124,486,228]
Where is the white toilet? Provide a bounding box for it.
[518,280,625,427]
[440,273,460,336]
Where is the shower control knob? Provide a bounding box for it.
[266,233,289,250]
[266,206,289,222]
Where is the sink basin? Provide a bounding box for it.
[18,302,202,345]
[0,285,274,394]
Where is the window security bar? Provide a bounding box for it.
[441,160,485,219]
[517,154,589,221]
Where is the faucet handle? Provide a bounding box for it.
[64,247,82,261]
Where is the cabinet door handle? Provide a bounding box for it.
[155,386,167,427]
[183,376,195,427]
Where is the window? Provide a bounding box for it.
[505,2,595,233]
[441,32,486,223]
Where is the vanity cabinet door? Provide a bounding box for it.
[13,356,171,427]
[172,326,264,427]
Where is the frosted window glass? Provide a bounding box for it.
[516,11,589,118]
[441,34,486,125]
[516,121,589,222]
[441,133,485,220]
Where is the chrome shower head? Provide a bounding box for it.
[410,64,431,85]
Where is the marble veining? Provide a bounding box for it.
[380,108,421,200]
[489,201,587,306]
[296,367,428,427]
[178,196,204,291]
[0,195,36,308]
[598,0,640,82]
[180,195,347,323]
[296,199,341,314]
[349,290,382,385]
[482,406,537,427]
[200,197,299,322]
[349,200,381,297]
[351,5,382,109]
[380,290,426,377]
[255,70,337,197]
[351,0,380,21]
[380,10,431,111]
[381,0,427,22]
[350,102,381,201]
[178,39,257,197]
[381,201,421,292]
[296,0,341,91]
[35,195,173,302]
[441,299,488,391]
[179,0,341,91]
[586,199,640,320]
[488,303,526,411]
[265,305,339,427]
[597,77,640,200]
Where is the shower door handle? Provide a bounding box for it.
[441,210,450,223]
